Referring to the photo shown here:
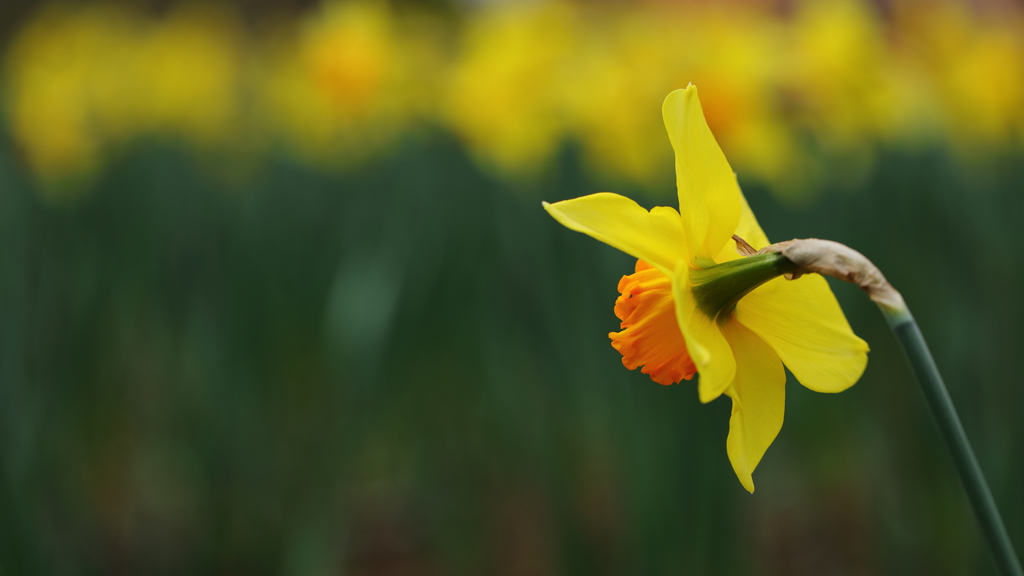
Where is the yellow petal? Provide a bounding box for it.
[735,274,868,393]
[721,320,786,493]
[543,193,687,275]
[715,188,771,264]
[662,85,741,263]
[673,261,735,403]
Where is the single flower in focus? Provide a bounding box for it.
[543,85,868,492]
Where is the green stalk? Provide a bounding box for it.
[756,238,1020,572]
[690,252,799,322]
[881,304,1023,576]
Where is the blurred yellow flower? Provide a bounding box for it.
[3,4,245,198]
[560,7,680,189]
[261,1,404,166]
[136,5,243,146]
[445,2,579,178]
[3,5,121,192]
[918,3,1024,151]
[5,0,1024,199]
[544,86,868,492]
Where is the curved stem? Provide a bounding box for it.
[759,237,1021,572]
[881,304,1023,576]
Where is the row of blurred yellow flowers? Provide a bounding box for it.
[5,0,1024,202]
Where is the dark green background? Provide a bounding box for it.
[1,119,1022,574]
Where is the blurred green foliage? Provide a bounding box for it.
[1,122,1023,574]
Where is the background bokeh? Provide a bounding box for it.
[2,0,1023,574]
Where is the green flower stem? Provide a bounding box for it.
[881,304,1023,576]
[759,238,1019,571]
[690,253,799,322]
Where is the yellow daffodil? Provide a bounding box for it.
[543,85,868,492]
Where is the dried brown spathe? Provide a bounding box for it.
[754,238,906,311]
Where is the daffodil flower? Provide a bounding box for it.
[543,85,868,492]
